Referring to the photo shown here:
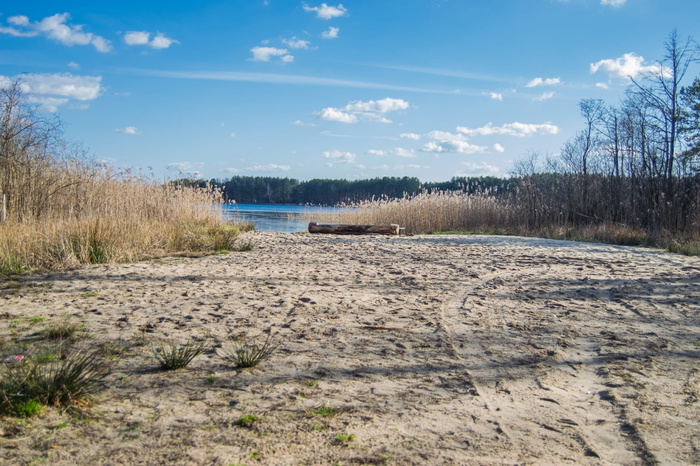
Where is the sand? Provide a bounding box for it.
[1,231,699,465]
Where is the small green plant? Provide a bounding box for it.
[14,399,47,417]
[80,291,99,298]
[205,375,219,384]
[235,414,260,427]
[335,434,355,442]
[204,424,216,431]
[55,422,68,429]
[0,347,110,416]
[29,317,47,325]
[219,334,277,368]
[305,379,318,388]
[312,406,339,418]
[312,424,327,431]
[249,451,260,460]
[44,321,81,341]
[151,339,208,370]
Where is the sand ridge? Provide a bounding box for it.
[1,232,699,464]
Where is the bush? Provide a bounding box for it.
[219,334,277,368]
[152,339,209,370]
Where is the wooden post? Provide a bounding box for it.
[308,222,400,235]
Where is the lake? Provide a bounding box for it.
[221,203,342,233]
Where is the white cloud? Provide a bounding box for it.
[534,91,555,101]
[3,73,103,111]
[229,132,237,138]
[421,131,488,154]
[283,37,311,49]
[250,46,291,62]
[456,122,559,137]
[601,0,627,7]
[293,120,317,127]
[246,164,291,172]
[526,77,561,88]
[590,52,665,80]
[367,147,416,158]
[1,13,112,52]
[302,3,348,19]
[67,61,79,69]
[316,107,357,123]
[458,162,501,176]
[493,143,505,153]
[116,126,140,135]
[596,82,609,90]
[280,54,295,63]
[315,97,410,123]
[400,133,421,140]
[124,31,179,50]
[488,92,503,101]
[323,150,356,164]
[26,96,68,112]
[321,27,339,39]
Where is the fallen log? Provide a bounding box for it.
[308,222,400,235]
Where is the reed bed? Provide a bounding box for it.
[317,189,700,253]
[0,166,252,276]
[314,190,514,235]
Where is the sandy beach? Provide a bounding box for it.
[1,231,699,465]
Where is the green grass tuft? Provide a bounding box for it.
[219,334,277,368]
[151,339,208,370]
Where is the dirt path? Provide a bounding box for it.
[1,232,699,465]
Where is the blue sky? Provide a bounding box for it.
[1,1,698,182]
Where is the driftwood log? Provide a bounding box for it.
[308,222,400,235]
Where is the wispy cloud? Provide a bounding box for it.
[400,133,421,141]
[487,92,503,101]
[601,0,627,7]
[125,68,461,94]
[0,13,112,52]
[124,31,179,49]
[116,126,140,135]
[302,3,348,19]
[282,37,312,49]
[456,122,559,137]
[525,77,560,87]
[533,91,555,101]
[367,147,416,158]
[363,63,515,85]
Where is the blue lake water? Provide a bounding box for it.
[221,203,342,233]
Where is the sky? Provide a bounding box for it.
[1,1,698,182]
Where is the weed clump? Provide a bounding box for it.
[0,347,110,416]
[219,334,277,368]
[152,339,208,370]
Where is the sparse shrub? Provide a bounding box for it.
[219,334,277,368]
[152,339,208,370]
[335,434,355,442]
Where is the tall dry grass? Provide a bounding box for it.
[0,165,252,276]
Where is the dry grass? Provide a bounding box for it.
[321,190,514,235]
[0,167,253,276]
[321,189,700,254]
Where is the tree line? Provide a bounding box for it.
[177,175,512,205]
